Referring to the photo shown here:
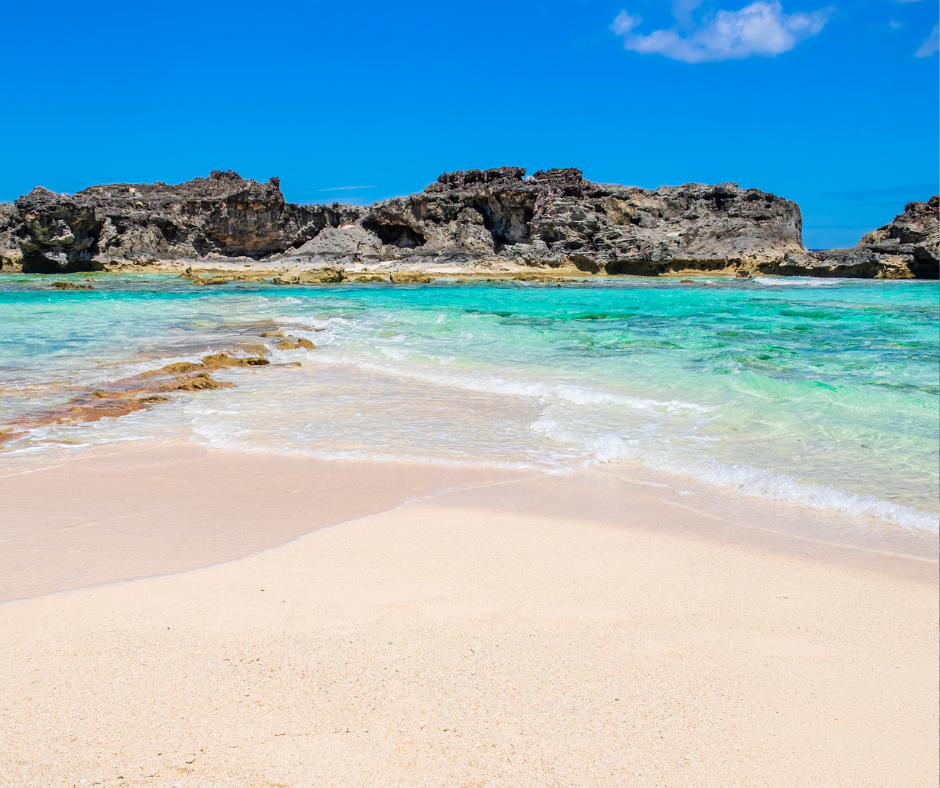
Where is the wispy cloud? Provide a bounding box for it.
[316,185,377,192]
[914,24,939,57]
[611,1,831,64]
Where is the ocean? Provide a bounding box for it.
[1,273,937,532]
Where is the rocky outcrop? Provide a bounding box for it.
[856,196,937,278]
[3,167,936,278]
[282,166,805,273]
[8,170,364,273]
[0,201,22,268]
[765,196,939,279]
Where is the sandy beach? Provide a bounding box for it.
[0,446,936,787]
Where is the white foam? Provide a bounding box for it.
[562,429,938,533]
[308,353,711,415]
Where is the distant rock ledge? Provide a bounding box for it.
[0,168,936,279]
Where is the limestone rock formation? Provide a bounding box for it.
[0,202,20,268]
[769,196,939,279]
[855,196,937,278]
[284,166,805,273]
[2,167,936,278]
[8,170,363,273]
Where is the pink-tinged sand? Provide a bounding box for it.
[0,445,936,786]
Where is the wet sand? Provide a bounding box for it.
[0,446,936,786]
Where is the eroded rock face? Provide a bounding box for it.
[772,196,939,279]
[299,167,804,272]
[4,167,936,278]
[9,170,364,273]
[0,202,21,268]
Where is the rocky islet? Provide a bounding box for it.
[0,167,936,279]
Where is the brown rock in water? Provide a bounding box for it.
[277,337,315,351]
[389,272,433,284]
[139,361,206,378]
[191,275,228,286]
[201,353,269,369]
[67,397,149,422]
[260,331,284,338]
[353,275,388,282]
[51,281,93,290]
[173,373,235,391]
[271,267,345,285]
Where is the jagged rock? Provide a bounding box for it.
[0,202,21,268]
[201,353,269,368]
[191,275,228,285]
[4,167,936,278]
[766,197,939,279]
[173,373,235,391]
[50,281,93,290]
[9,170,364,272]
[349,167,804,271]
[140,361,205,377]
[389,272,434,284]
[271,267,345,284]
[277,337,315,350]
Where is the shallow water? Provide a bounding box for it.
[1,273,937,532]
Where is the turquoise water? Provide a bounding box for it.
[1,273,937,531]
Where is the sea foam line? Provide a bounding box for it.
[556,426,938,533]
[305,352,712,415]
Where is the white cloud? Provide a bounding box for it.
[611,1,831,64]
[914,24,939,57]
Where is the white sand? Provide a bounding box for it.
[0,448,936,787]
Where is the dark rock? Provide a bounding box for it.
[290,168,804,271]
[8,171,365,271]
[4,167,935,279]
[51,281,94,290]
[0,202,20,268]
[771,197,938,279]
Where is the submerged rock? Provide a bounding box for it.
[271,267,345,284]
[201,353,269,368]
[389,272,433,284]
[277,337,314,351]
[50,281,94,290]
[173,373,235,391]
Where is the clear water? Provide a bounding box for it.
[1,273,937,532]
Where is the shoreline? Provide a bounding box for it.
[3,263,938,281]
[1,443,935,606]
[0,444,936,786]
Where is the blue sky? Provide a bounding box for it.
[0,0,936,248]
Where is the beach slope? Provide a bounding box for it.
[0,450,936,787]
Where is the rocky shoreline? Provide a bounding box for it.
[1,168,936,279]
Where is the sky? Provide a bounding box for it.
[0,0,936,248]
